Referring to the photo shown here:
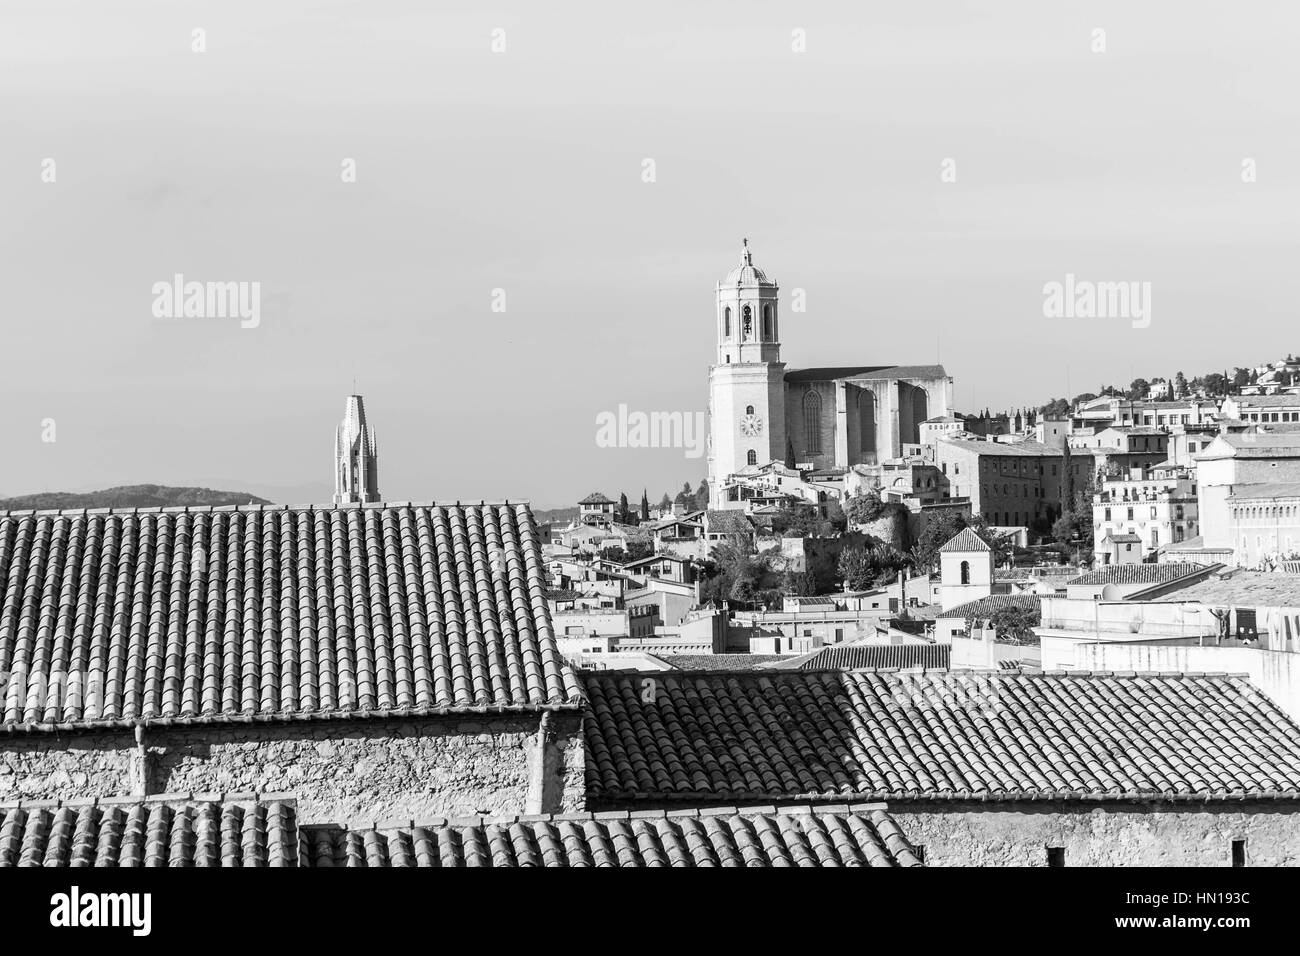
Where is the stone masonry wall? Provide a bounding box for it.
[892,802,1300,866]
[0,711,586,826]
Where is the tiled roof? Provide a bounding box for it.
[1068,563,1207,586]
[304,805,920,867]
[938,594,1042,622]
[582,670,1300,803]
[704,510,754,535]
[0,794,298,867]
[0,503,581,731]
[796,643,950,670]
[579,492,613,505]
[785,365,947,384]
[1158,571,1300,608]
[938,528,990,553]
[0,796,921,867]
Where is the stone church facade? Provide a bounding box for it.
[707,241,953,507]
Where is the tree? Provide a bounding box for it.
[838,547,873,591]
[639,490,650,522]
[784,570,818,596]
[700,540,781,609]
[693,480,710,511]
[625,539,653,562]
[984,603,1041,644]
[1231,367,1251,390]
[845,491,885,525]
[617,492,630,524]
[1041,397,1070,418]
[658,493,673,513]
[911,509,995,573]
[599,545,627,564]
[1127,378,1149,400]
[1203,372,1227,397]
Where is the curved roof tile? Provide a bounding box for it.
[0,503,581,730]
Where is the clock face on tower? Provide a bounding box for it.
[740,413,763,437]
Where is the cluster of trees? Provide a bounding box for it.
[979,604,1041,644]
[769,499,847,538]
[837,543,910,591]
[1038,360,1299,418]
[1049,442,1095,554]
[698,539,786,609]
[598,540,654,564]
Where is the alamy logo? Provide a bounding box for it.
[151,274,261,328]
[595,404,706,459]
[50,887,152,937]
[1042,273,1151,328]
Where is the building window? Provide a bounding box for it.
[747,449,757,466]
[724,307,731,337]
[1046,847,1065,868]
[763,303,773,339]
[803,391,822,454]
[1232,839,1246,867]
[746,405,754,416]
[960,560,970,584]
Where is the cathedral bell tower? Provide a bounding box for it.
[333,393,381,505]
[707,239,787,508]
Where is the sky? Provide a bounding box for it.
[3,1,1299,508]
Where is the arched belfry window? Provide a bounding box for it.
[747,450,757,466]
[960,561,971,584]
[803,391,822,455]
[763,303,773,339]
[742,304,753,339]
[746,405,754,415]
[724,307,731,338]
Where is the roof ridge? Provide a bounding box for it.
[0,790,300,811]
[329,802,895,832]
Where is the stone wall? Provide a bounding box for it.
[0,710,585,826]
[892,802,1300,866]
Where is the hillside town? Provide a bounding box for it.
[5,243,1300,871]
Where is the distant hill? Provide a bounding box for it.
[0,485,274,511]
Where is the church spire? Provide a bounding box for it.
[333,393,381,505]
[741,237,752,266]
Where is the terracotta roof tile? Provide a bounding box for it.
[582,670,1300,803]
[302,805,920,867]
[0,503,581,730]
[0,795,298,867]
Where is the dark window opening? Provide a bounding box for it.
[1232,839,1246,867]
[1046,846,1065,867]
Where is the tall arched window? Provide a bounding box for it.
[960,561,971,584]
[803,391,822,455]
[745,405,754,415]
[762,303,773,339]
[724,307,731,338]
[858,390,876,460]
[742,304,753,339]
[747,449,757,466]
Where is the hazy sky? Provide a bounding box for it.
[4,1,1299,508]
